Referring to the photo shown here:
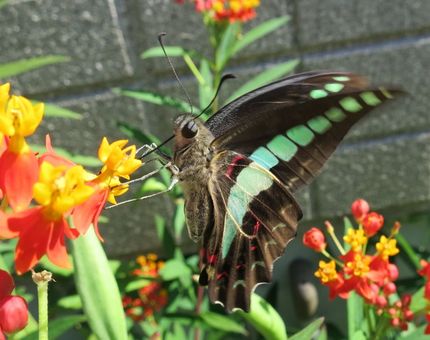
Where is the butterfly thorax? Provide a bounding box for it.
[173,115,215,242]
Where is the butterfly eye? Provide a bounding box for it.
[181,120,198,139]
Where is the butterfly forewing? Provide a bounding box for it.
[201,151,301,311]
[209,73,401,192]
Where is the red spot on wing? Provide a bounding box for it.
[253,220,261,235]
[225,155,245,178]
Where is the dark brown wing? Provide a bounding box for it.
[207,72,401,192]
[199,150,301,312]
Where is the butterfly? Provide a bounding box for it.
[165,71,400,312]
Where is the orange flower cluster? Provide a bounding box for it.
[304,199,414,330]
[176,0,260,22]
[0,84,142,274]
[123,254,168,321]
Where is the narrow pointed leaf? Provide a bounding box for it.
[226,59,299,103]
[232,16,290,55]
[236,293,287,340]
[0,55,70,78]
[113,88,200,113]
[142,46,188,58]
[57,295,83,310]
[71,228,128,340]
[199,59,214,109]
[155,214,176,259]
[173,199,185,239]
[290,318,324,340]
[216,23,240,70]
[141,178,168,194]
[43,103,82,119]
[199,312,247,335]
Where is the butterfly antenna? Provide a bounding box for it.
[194,73,236,120]
[158,32,194,115]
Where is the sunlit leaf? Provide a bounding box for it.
[216,23,240,70]
[142,46,188,58]
[226,59,299,103]
[71,228,128,340]
[290,318,325,340]
[410,286,425,313]
[236,293,286,340]
[57,295,82,310]
[199,59,214,110]
[173,199,185,239]
[0,55,70,79]
[232,16,290,55]
[159,258,192,287]
[141,178,168,194]
[113,88,200,113]
[125,279,153,292]
[200,312,247,335]
[155,214,177,259]
[43,103,82,119]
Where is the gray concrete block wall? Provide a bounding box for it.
[0,0,429,256]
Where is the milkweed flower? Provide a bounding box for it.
[177,0,260,22]
[72,137,142,239]
[0,83,43,211]
[4,162,94,273]
[123,254,168,321]
[0,270,28,338]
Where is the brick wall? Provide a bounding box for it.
[1,0,429,261]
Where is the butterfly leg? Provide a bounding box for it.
[105,175,179,209]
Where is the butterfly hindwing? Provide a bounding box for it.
[200,151,301,311]
[208,72,402,192]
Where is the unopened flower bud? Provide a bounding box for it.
[351,199,370,221]
[362,212,384,237]
[303,227,327,252]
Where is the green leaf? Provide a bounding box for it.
[216,22,241,71]
[200,312,247,335]
[155,214,176,259]
[125,278,153,292]
[396,233,421,270]
[43,103,82,119]
[347,292,364,339]
[198,59,214,110]
[57,295,83,310]
[401,324,429,340]
[173,199,185,239]
[351,330,366,340]
[290,318,325,340]
[410,286,425,313]
[226,59,299,103]
[0,0,8,10]
[141,178,168,194]
[236,293,287,340]
[113,88,200,113]
[159,259,191,282]
[21,315,87,340]
[0,55,70,78]
[39,256,73,277]
[142,46,188,58]
[232,16,290,55]
[71,228,128,340]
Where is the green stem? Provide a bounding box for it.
[396,233,421,269]
[373,317,389,340]
[37,280,49,340]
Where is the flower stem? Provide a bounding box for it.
[325,221,346,255]
[395,233,420,270]
[373,316,389,340]
[32,270,53,340]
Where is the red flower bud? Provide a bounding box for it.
[351,199,370,221]
[404,309,414,321]
[425,282,430,300]
[303,227,326,252]
[388,264,399,281]
[0,296,28,334]
[375,295,387,308]
[401,294,412,307]
[362,212,384,237]
[383,282,397,296]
